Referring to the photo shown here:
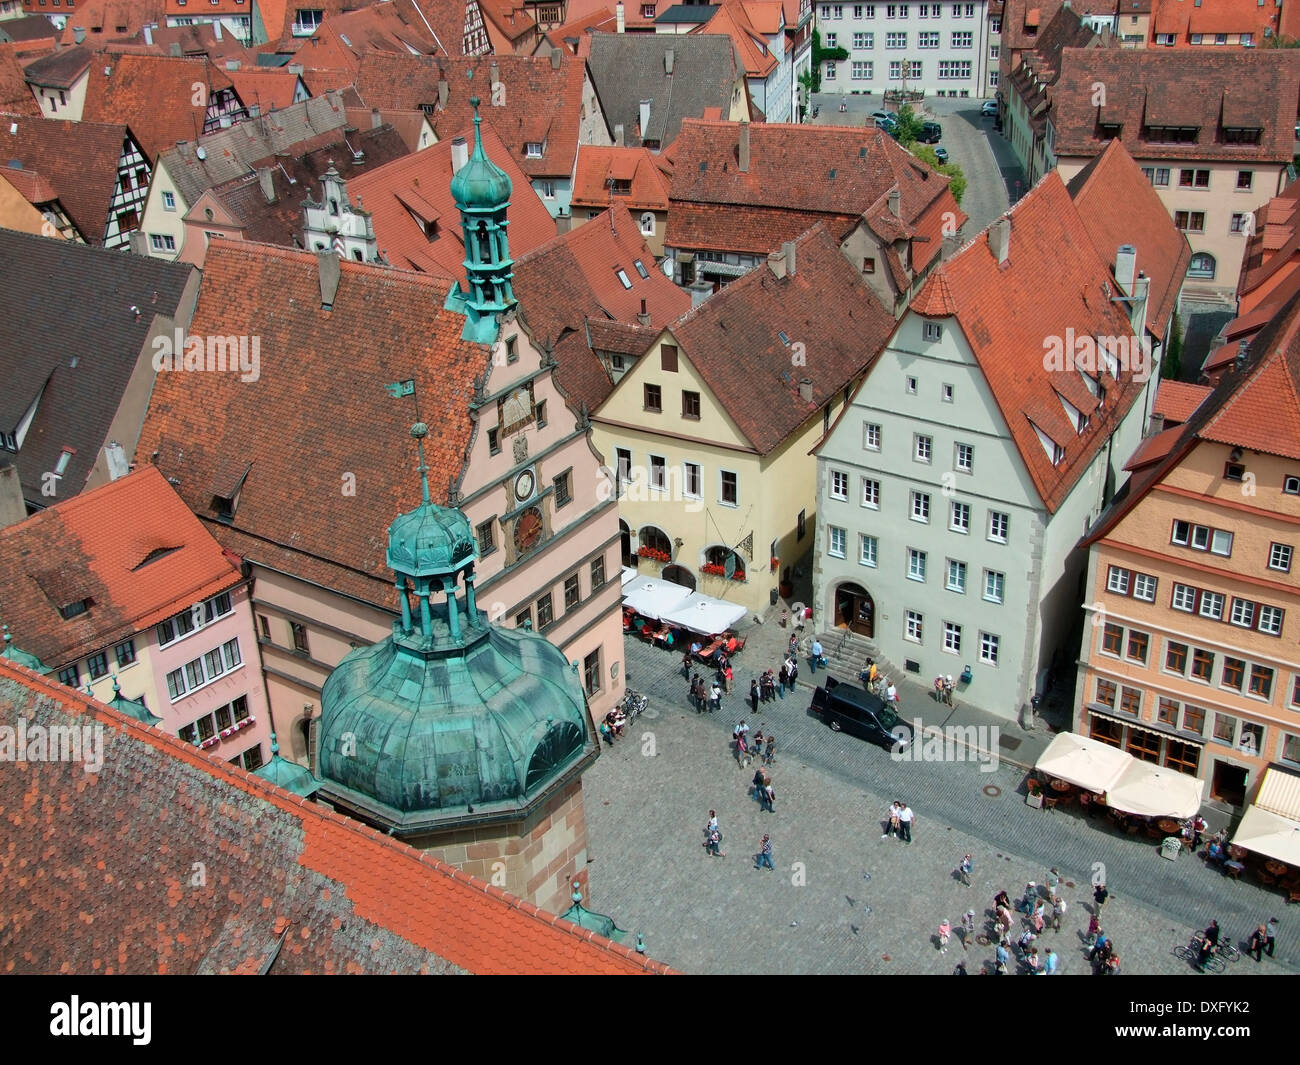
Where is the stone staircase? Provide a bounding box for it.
[812,628,898,688]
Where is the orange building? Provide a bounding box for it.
[1075,288,1300,809]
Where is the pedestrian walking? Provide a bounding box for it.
[1045,867,1062,895]
[1093,882,1109,911]
[1088,929,1109,961]
[1249,923,1268,962]
[1085,914,1101,947]
[705,828,724,857]
[1030,898,1046,933]
[937,919,951,953]
[760,670,775,702]
[993,889,1011,913]
[751,767,766,800]
[761,780,775,813]
[883,800,901,839]
[886,681,900,708]
[1267,917,1279,958]
[1051,894,1067,933]
[710,680,723,713]
[897,802,914,843]
[788,632,799,656]
[943,674,954,707]
[957,854,973,886]
[749,678,760,713]
[682,649,693,677]
[706,810,718,835]
[1040,948,1058,975]
[996,905,1013,936]
[961,909,977,945]
[1018,882,1038,914]
[736,733,750,768]
[786,657,798,688]
[777,662,789,698]
[995,938,1010,974]
[756,833,774,870]
[763,734,775,766]
[691,674,703,712]
[810,638,824,673]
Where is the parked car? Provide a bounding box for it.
[934,146,949,164]
[981,100,999,117]
[871,110,897,130]
[917,121,942,144]
[811,676,914,751]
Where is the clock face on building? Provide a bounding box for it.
[513,507,543,553]
[514,468,535,502]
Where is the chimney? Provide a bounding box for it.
[739,119,750,172]
[490,60,500,92]
[318,250,341,308]
[0,457,25,529]
[665,48,674,75]
[888,188,901,218]
[214,20,223,40]
[1113,243,1136,293]
[1147,410,1165,438]
[141,24,151,45]
[438,76,449,109]
[767,248,787,280]
[614,123,625,147]
[451,136,469,174]
[288,64,303,76]
[1129,271,1150,339]
[103,442,129,482]
[798,379,813,402]
[73,26,86,44]
[783,239,796,276]
[371,107,382,129]
[639,100,651,142]
[550,45,561,69]
[988,217,1010,265]
[616,1,626,32]
[637,298,650,326]
[257,167,276,203]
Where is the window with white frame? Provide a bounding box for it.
[1269,543,1293,572]
[980,631,999,665]
[829,526,847,557]
[955,442,972,472]
[942,383,955,403]
[853,31,873,46]
[905,610,923,641]
[950,500,970,533]
[1259,605,1285,636]
[923,321,942,341]
[1171,519,1233,556]
[886,30,907,47]
[860,534,878,566]
[825,30,837,44]
[943,621,961,653]
[914,434,932,463]
[830,469,849,499]
[907,548,927,581]
[906,376,918,394]
[864,422,881,450]
[162,191,176,210]
[826,63,838,79]
[911,490,930,522]
[988,510,1009,542]
[951,30,971,46]
[919,30,939,46]
[938,60,972,78]
[946,559,966,592]
[1171,583,1196,612]
[1230,598,1256,628]
[852,60,873,78]
[165,638,242,701]
[1132,572,1157,602]
[862,478,880,508]
[156,592,234,648]
[984,569,1004,603]
[1199,590,1225,621]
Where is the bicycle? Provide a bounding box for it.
[620,689,648,721]
[1174,932,1226,973]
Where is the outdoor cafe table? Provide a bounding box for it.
[1157,818,1181,835]
[1264,859,1290,877]
[1048,779,1071,792]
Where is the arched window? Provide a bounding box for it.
[352,248,363,261]
[1188,252,1216,279]
[639,211,656,236]
[637,525,671,559]
[702,545,745,580]
[524,721,584,792]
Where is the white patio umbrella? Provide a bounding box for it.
[1232,804,1300,866]
[1033,731,1131,794]
[621,578,694,621]
[1104,759,1205,820]
[657,593,747,636]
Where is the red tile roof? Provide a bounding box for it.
[1150,0,1280,37]
[571,145,671,212]
[1153,379,1212,425]
[0,113,137,243]
[226,68,307,114]
[651,222,895,455]
[1049,48,1300,164]
[134,241,491,615]
[1122,422,1181,471]
[348,121,556,277]
[51,0,166,42]
[700,2,779,78]
[912,173,1152,513]
[478,0,538,49]
[356,52,598,179]
[1065,138,1190,341]
[0,43,44,115]
[0,465,242,667]
[665,119,960,256]
[81,53,234,164]
[1238,182,1300,316]
[0,658,670,974]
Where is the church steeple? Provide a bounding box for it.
[446,96,517,344]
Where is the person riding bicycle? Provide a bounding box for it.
[1197,920,1221,971]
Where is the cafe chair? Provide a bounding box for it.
[1043,796,1058,813]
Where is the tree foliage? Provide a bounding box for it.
[911,145,967,205]
[810,28,848,93]
[893,103,924,146]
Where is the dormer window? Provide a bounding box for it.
[1141,125,1198,144]
[611,179,631,195]
[1097,122,1121,139]
[525,142,544,158]
[329,197,339,215]
[55,448,74,476]
[58,598,91,620]
[293,8,324,34]
[634,259,649,279]
[1222,126,1263,145]
[616,268,632,289]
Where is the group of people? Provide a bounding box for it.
[599,708,628,745]
[751,653,800,708]
[733,720,775,769]
[882,801,915,843]
[701,810,776,871]
[750,765,777,812]
[688,672,723,713]
[979,875,1094,974]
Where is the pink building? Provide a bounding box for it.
[0,465,272,770]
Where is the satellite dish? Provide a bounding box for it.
[196,146,207,160]
[661,258,673,277]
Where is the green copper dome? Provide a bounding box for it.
[450,96,513,211]
[255,733,321,798]
[106,675,162,726]
[1,624,51,674]
[314,422,595,834]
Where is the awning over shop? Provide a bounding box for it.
[1104,759,1205,820]
[1232,803,1300,866]
[657,593,747,637]
[621,566,638,588]
[622,578,694,621]
[1254,765,1300,821]
[1033,731,1130,794]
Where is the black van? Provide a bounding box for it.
[811,676,914,751]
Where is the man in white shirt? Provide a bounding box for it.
[897,802,915,843]
[810,638,823,673]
